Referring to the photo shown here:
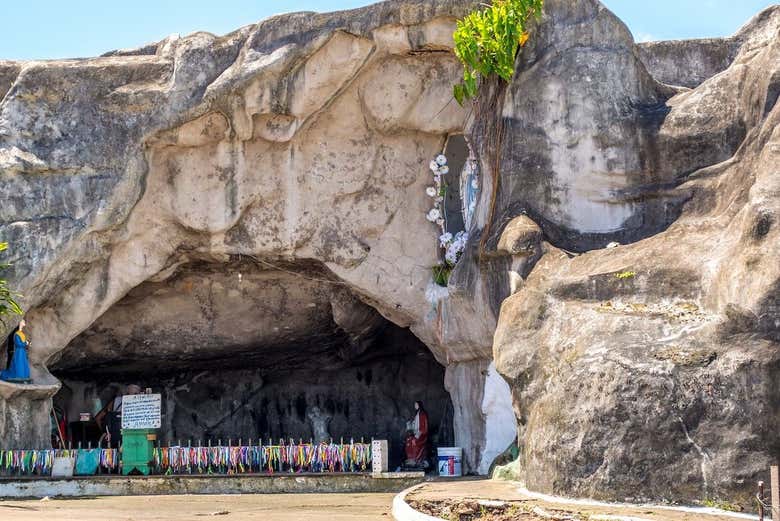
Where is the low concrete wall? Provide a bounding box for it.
[0,473,426,499]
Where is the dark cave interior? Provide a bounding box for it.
[50,259,453,467]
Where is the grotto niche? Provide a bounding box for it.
[0,0,513,477]
[49,258,453,466]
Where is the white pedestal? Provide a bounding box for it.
[372,439,388,474]
[52,456,75,478]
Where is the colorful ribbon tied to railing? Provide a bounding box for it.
[1,442,369,477]
[0,448,118,476]
[152,441,371,475]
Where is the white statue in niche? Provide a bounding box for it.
[460,150,479,230]
[306,406,332,443]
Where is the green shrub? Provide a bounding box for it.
[702,498,743,512]
[453,0,544,105]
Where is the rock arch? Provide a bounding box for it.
[0,1,515,474]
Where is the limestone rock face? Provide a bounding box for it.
[1,0,779,506]
[497,216,541,257]
[0,0,501,455]
[480,0,780,506]
[637,6,780,89]
[636,38,739,89]
[0,1,488,364]
[491,0,685,249]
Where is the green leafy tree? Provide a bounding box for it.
[0,242,22,326]
[453,0,544,105]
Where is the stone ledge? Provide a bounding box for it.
[373,471,426,479]
[0,473,426,499]
[0,380,60,400]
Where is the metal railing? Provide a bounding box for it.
[757,466,780,521]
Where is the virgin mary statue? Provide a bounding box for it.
[1,319,31,383]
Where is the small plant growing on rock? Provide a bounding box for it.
[453,0,544,105]
[431,231,468,288]
[0,242,23,326]
[702,498,743,512]
[432,263,453,287]
[615,270,636,280]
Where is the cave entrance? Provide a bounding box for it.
[49,258,453,468]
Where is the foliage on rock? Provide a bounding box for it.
[432,263,453,287]
[453,0,544,105]
[0,243,22,326]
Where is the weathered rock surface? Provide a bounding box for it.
[1,0,779,508]
[480,0,780,507]
[637,6,780,89]
[637,38,739,89]
[0,0,504,473]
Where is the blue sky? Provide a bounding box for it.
[0,0,776,60]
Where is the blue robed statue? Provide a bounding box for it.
[1,319,31,383]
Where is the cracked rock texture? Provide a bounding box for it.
[1,0,779,506]
[0,0,505,473]
[478,0,780,507]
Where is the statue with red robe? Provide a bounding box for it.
[403,401,429,468]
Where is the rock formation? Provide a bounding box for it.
[0,0,500,472]
[483,0,780,507]
[0,0,778,508]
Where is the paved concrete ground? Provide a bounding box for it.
[405,479,756,521]
[0,493,395,520]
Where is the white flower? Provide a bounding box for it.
[445,249,458,265]
[436,154,448,166]
[436,196,444,202]
[426,208,441,222]
[437,165,450,175]
[446,239,465,263]
[439,232,453,247]
[426,186,438,197]
[429,160,439,172]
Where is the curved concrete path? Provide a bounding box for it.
[392,484,442,521]
[393,479,762,521]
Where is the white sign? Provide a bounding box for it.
[121,393,162,429]
[372,440,388,474]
